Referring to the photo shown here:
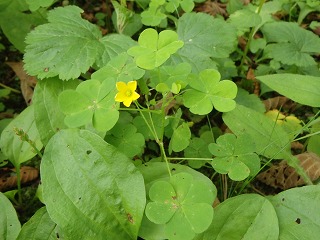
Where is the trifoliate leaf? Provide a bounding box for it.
[127,28,184,70]
[183,69,237,115]
[145,172,215,240]
[209,133,260,181]
[58,79,119,132]
[262,22,320,67]
[185,137,212,169]
[24,6,104,80]
[166,0,194,13]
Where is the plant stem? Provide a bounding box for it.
[0,82,21,93]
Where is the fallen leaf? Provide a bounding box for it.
[6,62,37,105]
[263,96,295,111]
[257,152,320,190]
[0,166,39,191]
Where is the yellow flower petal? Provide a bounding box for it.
[127,81,137,91]
[116,82,127,91]
[115,81,140,107]
[132,92,140,101]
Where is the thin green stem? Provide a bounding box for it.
[0,82,21,93]
[118,107,161,114]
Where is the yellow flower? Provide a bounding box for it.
[115,81,140,107]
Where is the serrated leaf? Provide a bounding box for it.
[17,207,57,240]
[269,186,320,239]
[41,129,146,239]
[197,194,279,240]
[183,69,237,114]
[174,12,237,72]
[26,0,54,11]
[256,74,320,107]
[169,122,191,153]
[127,28,184,70]
[24,6,104,80]
[262,22,320,67]
[0,192,21,240]
[33,78,79,145]
[0,105,43,166]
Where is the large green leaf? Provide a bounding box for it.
[41,129,146,239]
[262,22,320,67]
[196,194,279,240]
[17,207,57,240]
[256,74,320,107]
[223,104,290,159]
[0,105,43,166]
[33,78,79,145]
[269,186,320,239]
[24,6,104,80]
[0,192,21,240]
[174,12,237,72]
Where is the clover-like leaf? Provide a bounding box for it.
[183,69,237,115]
[92,53,145,83]
[166,0,195,13]
[141,1,167,26]
[169,122,191,153]
[185,137,212,169]
[106,123,145,158]
[24,6,104,80]
[262,22,320,67]
[209,133,260,181]
[145,172,215,239]
[127,28,184,70]
[58,79,119,132]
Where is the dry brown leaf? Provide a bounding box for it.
[6,62,37,105]
[246,68,260,95]
[263,96,296,111]
[257,152,320,190]
[0,166,39,192]
[195,1,227,17]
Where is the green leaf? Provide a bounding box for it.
[183,69,237,114]
[145,173,215,239]
[41,129,146,239]
[0,192,21,240]
[106,123,145,158]
[256,74,320,107]
[33,78,79,145]
[223,104,291,159]
[96,34,137,67]
[209,133,260,181]
[0,0,46,52]
[174,12,237,72]
[24,6,104,80]
[17,207,57,240]
[269,186,320,239]
[58,79,119,132]
[0,105,43,166]
[92,53,145,83]
[184,137,212,169]
[166,0,194,13]
[169,122,191,153]
[262,22,320,67]
[26,0,55,11]
[197,194,279,240]
[235,88,265,113]
[228,8,262,35]
[127,28,184,70]
[141,0,166,26]
[138,162,217,240]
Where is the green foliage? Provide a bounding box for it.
[183,69,237,114]
[209,133,260,181]
[58,79,119,132]
[197,194,279,240]
[146,172,215,239]
[169,122,191,153]
[127,28,184,70]
[0,192,21,240]
[262,22,320,67]
[41,129,146,239]
[256,74,320,107]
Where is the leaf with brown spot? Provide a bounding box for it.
[6,62,37,105]
[257,152,320,190]
[0,166,39,191]
[263,96,295,111]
